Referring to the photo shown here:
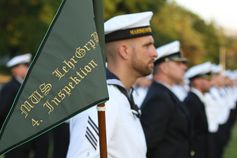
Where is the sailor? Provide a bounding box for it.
[133,75,152,108]
[66,11,157,158]
[184,62,213,158]
[204,64,226,158]
[141,40,191,158]
[0,53,49,158]
[0,53,32,128]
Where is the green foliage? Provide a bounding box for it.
[224,122,237,158]
[153,3,205,65]
[0,0,61,57]
[151,2,237,67]
[0,0,236,70]
[225,37,237,69]
[193,18,224,63]
[103,0,166,19]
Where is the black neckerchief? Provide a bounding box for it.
[106,69,141,118]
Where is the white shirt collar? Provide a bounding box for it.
[190,88,205,103]
[155,80,172,91]
[15,76,24,84]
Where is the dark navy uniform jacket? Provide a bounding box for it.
[0,77,20,128]
[184,91,209,158]
[141,81,191,158]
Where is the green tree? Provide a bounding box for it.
[0,0,236,69]
[153,3,205,64]
[193,17,225,63]
[103,0,167,19]
[0,0,60,57]
[225,37,237,69]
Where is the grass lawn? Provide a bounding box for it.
[224,122,237,158]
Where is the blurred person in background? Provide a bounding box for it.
[184,62,213,158]
[133,75,152,108]
[141,41,191,158]
[0,53,49,158]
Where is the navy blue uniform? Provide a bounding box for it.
[141,81,191,158]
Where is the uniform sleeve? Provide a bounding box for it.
[66,85,120,158]
[67,107,100,158]
[141,93,175,150]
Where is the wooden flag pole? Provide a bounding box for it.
[94,0,108,157]
[97,103,107,158]
[220,46,226,72]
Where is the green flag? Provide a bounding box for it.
[93,0,106,61]
[0,0,108,155]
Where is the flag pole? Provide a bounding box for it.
[93,0,108,156]
[97,103,107,158]
[220,46,226,73]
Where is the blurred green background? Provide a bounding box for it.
[0,0,237,72]
[223,123,237,158]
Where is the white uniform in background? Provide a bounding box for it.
[204,92,219,132]
[211,87,230,125]
[133,75,152,108]
[67,85,147,158]
[133,86,149,108]
[171,84,188,101]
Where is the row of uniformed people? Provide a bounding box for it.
[67,12,206,158]
[67,11,194,158]
[136,66,237,158]
[184,63,237,158]
[134,44,237,158]
[160,62,237,158]
[204,70,237,158]
[66,11,237,158]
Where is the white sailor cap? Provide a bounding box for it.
[155,40,187,65]
[224,70,237,80]
[6,53,32,68]
[211,64,223,74]
[223,70,237,80]
[104,11,153,43]
[185,62,212,80]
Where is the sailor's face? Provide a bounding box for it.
[166,60,187,84]
[131,35,157,77]
[12,63,29,80]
